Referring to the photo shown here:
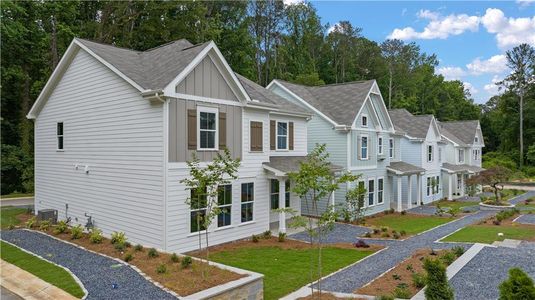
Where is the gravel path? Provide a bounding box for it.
[514,214,535,225]
[291,211,494,293]
[449,245,535,300]
[509,191,535,205]
[289,223,370,243]
[0,230,176,300]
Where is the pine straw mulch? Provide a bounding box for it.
[40,228,244,296]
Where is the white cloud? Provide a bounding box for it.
[327,23,339,34]
[283,0,302,6]
[484,75,503,96]
[466,54,507,75]
[437,66,466,80]
[463,82,479,95]
[481,8,535,49]
[388,10,480,40]
[516,0,535,7]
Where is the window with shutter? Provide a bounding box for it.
[270,120,276,150]
[219,112,226,149]
[187,109,197,150]
[289,122,294,150]
[250,121,263,152]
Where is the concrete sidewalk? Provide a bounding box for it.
[0,197,34,207]
[0,259,79,300]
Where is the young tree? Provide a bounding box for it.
[424,258,454,300]
[180,149,240,277]
[498,43,535,167]
[343,179,367,224]
[466,166,512,204]
[288,144,358,297]
[499,268,535,300]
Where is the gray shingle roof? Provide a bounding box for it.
[276,79,375,126]
[442,163,484,174]
[263,156,343,175]
[388,109,434,139]
[437,122,468,146]
[387,161,426,175]
[439,121,479,145]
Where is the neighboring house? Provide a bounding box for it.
[27,38,312,253]
[438,121,485,199]
[388,109,442,208]
[267,79,400,215]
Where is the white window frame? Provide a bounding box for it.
[285,180,291,208]
[276,121,289,151]
[270,179,280,210]
[427,145,433,162]
[389,138,394,159]
[190,187,208,233]
[57,122,64,151]
[439,147,442,162]
[367,178,375,207]
[378,137,383,155]
[360,134,369,160]
[457,176,462,190]
[458,149,465,163]
[426,177,431,196]
[241,182,254,223]
[361,114,368,127]
[475,136,479,143]
[377,177,384,204]
[217,184,232,228]
[473,149,479,161]
[197,106,219,151]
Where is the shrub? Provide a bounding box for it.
[452,246,465,257]
[364,232,372,238]
[111,231,127,245]
[70,225,83,240]
[448,207,460,218]
[393,285,411,299]
[389,208,395,214]
[499,268,535,300]
[39,220,51,231]
[262,230,272,239]
[381,226,388,232]
[170,253,179,263]
[7,224,15,230]
[354,240,369,248]
[89,228,103,244]
[440,251,457,265]
[406,264,414,273]
[412,272,427,288]
[148,248,159,258]
[53,220,68,234]
[134,244,143,251]
[278,232,286,242]
[393,232,401,239]
[381,232,390,238]
[493,220,502,225]
[424,258,454,300]
[123,253,133,262]
[114,242,126,251]
[25,216,36,228]
[400,230,407,236]
[401,210,407,215]
[373,227,381,234]
[181,256,193,269]
[251,234,259,243]
[156,264,167,274]
[392,274,402,280]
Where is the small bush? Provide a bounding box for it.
[400,230,407,236]
[134,244,143,251]
[262,230,272,239]
[156,264,167,274]
[406,264,414,273]
[181,256,193,269]
[389,208,395,214]
[424,258,454,300]
[392,274,402,280]
[373,227,380,234]
[381,226,388,232]
[412,272,427,288]
[7,224,15,230]
[114,242,126,251]
[25,216,36,228]
[381,232,390,238]
[493,220,502,225]
[148,248,159,258]
[401,210,407,215]
[123,253,133,262]
[252,234,259,243]
[393,232,401,239]
[393,285,411,299]
[170,253,179,263]
[89,228,103,244]
[111,231,127,245]
[448,207,460,217]
[354,240,370,248]
[499,267,535,300]
[278,232,286,242]
[440,251,457,265]
[53,220,68,234]
[364,232,372,238]
[452,246,465,257]
[39,220,51,231]
[71,225,83,240]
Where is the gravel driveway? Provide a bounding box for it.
[0,230,176,300]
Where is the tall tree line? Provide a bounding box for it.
[2,0,527,194]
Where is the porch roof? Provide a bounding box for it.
[262,156,344,177]
[441,163,485,174]
[387,161,425,175]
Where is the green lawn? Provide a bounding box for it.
[208,246,374,300]
[1,192,34,199]
[0,241,85,298]
[366,214,452,235]
[1,207,28,229]
[441,225,535,244]
[434,200,479,210]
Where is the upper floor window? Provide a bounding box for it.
[458,149,465,163]
[361,115,368,127]
[473,149,480,161]
[217,185,232,227]
[360,136,368,160]
[241,182,254,223]
[277,122,288,150]
[427,145,433,162]
[378,137,383,155]
[57,122,64,150]
[198,107,218,150]
[389,138,394,158]
[475,136,479,143]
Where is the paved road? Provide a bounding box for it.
[0,197,34,208]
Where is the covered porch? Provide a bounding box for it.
[442,163,485,200]
[387,161,425,211]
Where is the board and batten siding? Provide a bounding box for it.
[34,49,165,248]
[168,99,242,162]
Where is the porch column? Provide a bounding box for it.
[448,173,453,200]
[330,179,336,212]
[417,174,422,206]
[397,175,402,212]
[279,179,286,234]
[460,174,465,197]
[407,175,413,209]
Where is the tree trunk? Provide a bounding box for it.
[519,93,524,168]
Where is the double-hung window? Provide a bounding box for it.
[285,180,291,207]
[458,149,465,163]
[361,136,368,160]
[198,107,218,150]
[389,138,394,159]
[426,177,431,196]
[377,178,384,204]
[427,145,433,162]
[270,179,279,210]
[190,188,207,233]
[277,122,288,150]
[362,115,368,127]
[378,137,383,155]
[457,176,462,190]
[217,185,232,227]
[435,176,440,194]
[57,122,64,150]
[241,183,254,222]
[368,179,375,206]
[473,149,479,161]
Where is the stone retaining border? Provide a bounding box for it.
[1,238,89,299]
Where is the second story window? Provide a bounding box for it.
[458,149,465,163]
[378,137,383,155]
[473,149,480,161]
[475,136,479,143]
[360,136,368,160]
[198,107,218,150]
[389,138,394,158]
[362,115,368,127]
[277,122,288,150]
[57,122,64,150]
[427,145,433,162]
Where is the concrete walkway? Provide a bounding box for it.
[1,259,78,300]
[290,210,494,293]
[0,197,34,207]
[509,191,535,205]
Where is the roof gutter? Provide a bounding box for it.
[334,125,351,132]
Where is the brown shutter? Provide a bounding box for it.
[270,120,276,150]
[250,121,263,152]
[289,122,294,150]
[357,135,362,160]
[188,109,196,150]
[219,112,226,149]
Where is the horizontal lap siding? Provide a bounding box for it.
[34,49,164,248]
[269,115,308,157]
